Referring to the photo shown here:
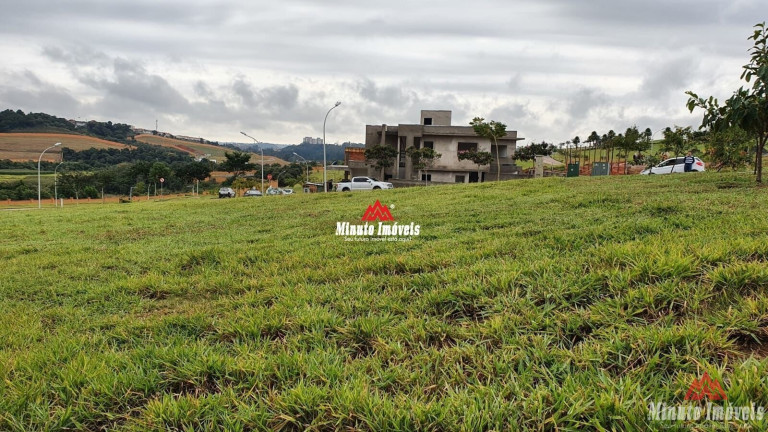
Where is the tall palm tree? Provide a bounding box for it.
[588,131,600,172]
[606,130,617,173]
[572,136,581,164]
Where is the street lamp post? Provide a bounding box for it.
[38,142,61,209]
[323,101,341,192]
[54,158,65,207]
[276,169,287,185]
[293,152,309,182]
[240,131,265,192]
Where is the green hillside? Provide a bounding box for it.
[1,172,767,430]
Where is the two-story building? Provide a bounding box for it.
[363,110,524,183]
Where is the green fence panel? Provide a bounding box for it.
[592,162,610,176]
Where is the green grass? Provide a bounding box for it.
[0,174,54,182]
[1,172,767,430]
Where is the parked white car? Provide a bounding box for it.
[640,157,705,175]
[266,187,292,196]
[218,187,236,198]
[336,177,394,192]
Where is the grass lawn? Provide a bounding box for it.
[1,172,767,430]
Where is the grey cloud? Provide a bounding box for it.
[567,88,608,120]
[0,0,765,144]
[356,79,414,108]
[489,103,532,125]
[92,59,191,112]
[0,71,81,114]
[42,45,110,68]
[232,79,256,107]
[640,56,700,99]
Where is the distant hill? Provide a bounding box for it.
[135,135,287,165]
[258,142,364,163]
[225,142,289,151]
[0,133,131,162]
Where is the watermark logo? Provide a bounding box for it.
[685,372,727,402]
[648,373,764,424]
[361,200,394,222]
[336,201,420,242]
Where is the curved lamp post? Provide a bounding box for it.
[293,152,309,182]
[240,132,264,192]
[323,101,341,192]
[38,142,61,208]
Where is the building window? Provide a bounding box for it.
[455,175,465,183]
[421,174,432,181]
[423,117,432,125]
[424,141,434,149]
[458,142,478,154]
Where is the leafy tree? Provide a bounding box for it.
[221,151,254,178]
[134,182,146,195]
[705,127,753,171]
[364,145,398,179]
[514,141,556,162]
[458,150,494,180]
[620,126,649,172]
[58,172,93,199]
[149,162,172,195]
[470,117,508,181]
[406,146,442,184]
[82,186,99,199]
[174,161,212,185]
[660,126,693,170]
[61,143,191,168]
[687,22,768,182]
[0,109,76,133]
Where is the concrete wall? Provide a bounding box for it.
[420,110,452,126]
[429,171,469,183]
[428,135,492,172]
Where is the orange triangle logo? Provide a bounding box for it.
[361,200,394,222]
[685,372,727,401]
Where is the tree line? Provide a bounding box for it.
[0,160,215,201]
[218,150,319,188]
[0,109,137,143]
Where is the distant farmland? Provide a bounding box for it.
[135,134,287,165]
[0,133,131,161]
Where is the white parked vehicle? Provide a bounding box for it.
[218,187,236,198]
[336,176,394,192]
[640,157,705,175]
[244,189,262,197]
[265,187,292,195]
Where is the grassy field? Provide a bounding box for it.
[1,172,767,430]
[134,135,287,166]
[0,133,131,162]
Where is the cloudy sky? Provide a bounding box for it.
[0,1,763,145]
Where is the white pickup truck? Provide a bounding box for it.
[336,176,394,192]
